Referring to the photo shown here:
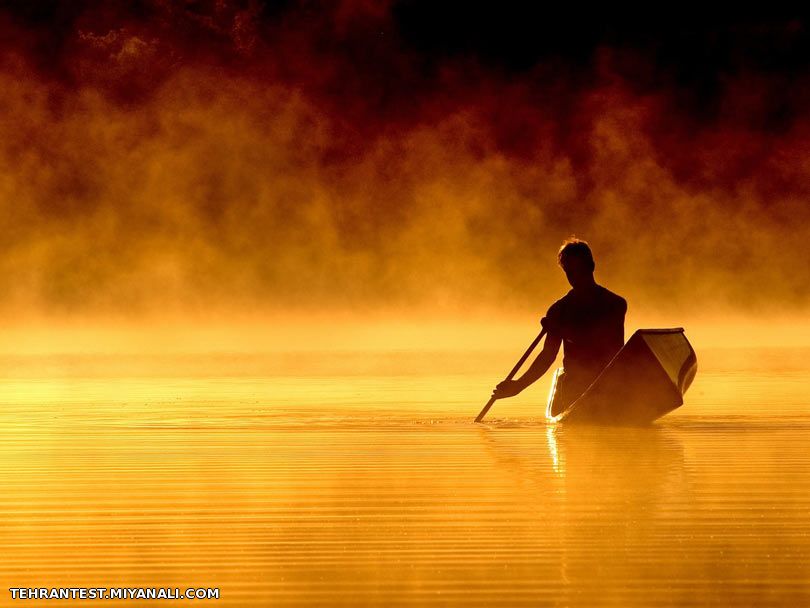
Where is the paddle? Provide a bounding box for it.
[475,327,547,423]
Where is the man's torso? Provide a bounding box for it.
[544,284,627,387]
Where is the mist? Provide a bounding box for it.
[1,1,809,328]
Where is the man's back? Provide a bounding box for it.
[544,284,626,384]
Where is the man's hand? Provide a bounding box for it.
[492,379,523,399]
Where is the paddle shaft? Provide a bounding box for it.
[474,328,547,423]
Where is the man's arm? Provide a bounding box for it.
[492,333,562,399]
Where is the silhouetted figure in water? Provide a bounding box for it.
[493,238,627,416]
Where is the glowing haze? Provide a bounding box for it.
[1,2,809,327]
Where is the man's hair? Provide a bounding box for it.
[557,238,595,272]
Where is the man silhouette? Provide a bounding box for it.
[493,238,627,416]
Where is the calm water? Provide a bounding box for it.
[0,348,808,606]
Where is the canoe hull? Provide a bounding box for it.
[547,328,697,425]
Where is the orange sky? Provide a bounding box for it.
[0,3,808,323]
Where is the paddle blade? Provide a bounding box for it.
[475,396,497,423]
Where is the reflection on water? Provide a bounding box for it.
[0,349,808,606]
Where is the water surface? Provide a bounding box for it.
[0,348,808,606]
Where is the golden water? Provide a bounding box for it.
[0,347,808,606]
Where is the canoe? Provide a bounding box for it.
[546,328,697,424]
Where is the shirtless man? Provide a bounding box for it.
[493,238,627,416]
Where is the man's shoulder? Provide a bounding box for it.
[597,285,627,311]
[546,290,574,315]
[547,286,627,316]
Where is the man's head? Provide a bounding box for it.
[557,238,596,289]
